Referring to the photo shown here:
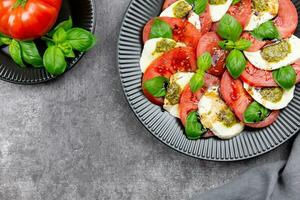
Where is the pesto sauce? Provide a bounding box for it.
[154,39,176,54]
[209,0,227,5]
[260,87,283,103]
[173,1,191,18]
[261,41,291,63]
[218,108,237,127]
[165,82,181,105]
[252,0,277,13]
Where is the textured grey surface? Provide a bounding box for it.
[0,0,294,200]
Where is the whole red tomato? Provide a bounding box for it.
[0,0,62,40]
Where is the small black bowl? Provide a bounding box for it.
[0,0,96,84]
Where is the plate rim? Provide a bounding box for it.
[117,0,299,161]
[0,0,96,85]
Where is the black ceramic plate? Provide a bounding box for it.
[0,0,95,84]
[118,0,300,161]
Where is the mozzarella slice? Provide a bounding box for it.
[164,72,194,118]
[140,38,185,73]
[188,11,201,30]
[244,83,295,110]
[198,87,244,139]
[209,0,233,22]
[244,35,300,71]
[160,0,192,18]
[245,12,276,31]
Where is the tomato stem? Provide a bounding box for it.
[13,0,27,8]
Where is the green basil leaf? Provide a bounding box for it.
[244,102,270,123]
[190,70,205,92]
[53,28,67,44]
[19,41,43,68]
[217,14,243,42]
[251,21,280,40]
[48,16,73,37]
[234,39,252,50]
[218,40,235,50]
[150,18,173,39]
[0,37,12,45]
[66,28,96,52]
[144,76,169,97]
[9,40,25,68]
[232,0,241,4]
[43,46,67,76]
[194,0,208,15]
[197,52,212,71]
[58,42,75,58]
[185,111,206,140]
[272,66,296,90]
[226,49,246,79]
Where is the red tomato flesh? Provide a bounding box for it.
[143,17,201,50]
[274,0,298,39]
[227,0,252,28]
[0,0,62,40]
[241,32,266,52]
[197,32,227,77]
[142,47,197,105]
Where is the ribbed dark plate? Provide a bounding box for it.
[118,0,300,161]
[0,0,95,84]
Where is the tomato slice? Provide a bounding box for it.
[241,32,266,52]
[240,63,277,87]
[221,71,279,128]
[179,74,220,126]
[293,60,300,83]
[142,47,197,105]
[197,32,227,77]
[227,0,252,28]
[143,17,201,49]
[274,0,298,39]
[246,111,280,128]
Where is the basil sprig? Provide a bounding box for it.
[251,21,280,40]
[144,76,169,97]
[185,111,206,140]
[217,15,249,79]
[232,0,241,4]
[150,18,173,39]
[217,14,243,42]
[186,0,208,15]
[272,66,296,90]
[244,102,270,123]
[189,52,212,92]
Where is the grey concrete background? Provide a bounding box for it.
[0,0,294,199]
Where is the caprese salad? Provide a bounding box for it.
[140,0,300,140]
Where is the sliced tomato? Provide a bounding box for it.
[227,0,252,28]
[162,0,177,10]
[197,32,227,77]
[210,22,219,32]
[246,111,280,128]
[240,32,266,52]
[179,73,220,126]
[240,63,277,87]
[274,0,298,39]
[142,47,197,105]
[221,71,279,128]
[143,17,201,49]
[199,7,213,36]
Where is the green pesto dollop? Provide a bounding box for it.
[261,41,291,63]
[209,0,227,5]
[252,0,278,13]
[173,1,191,18]
[218,108,238,128]
[165,82,181,105]
[154,39,176,54]
[260,87,283,103]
